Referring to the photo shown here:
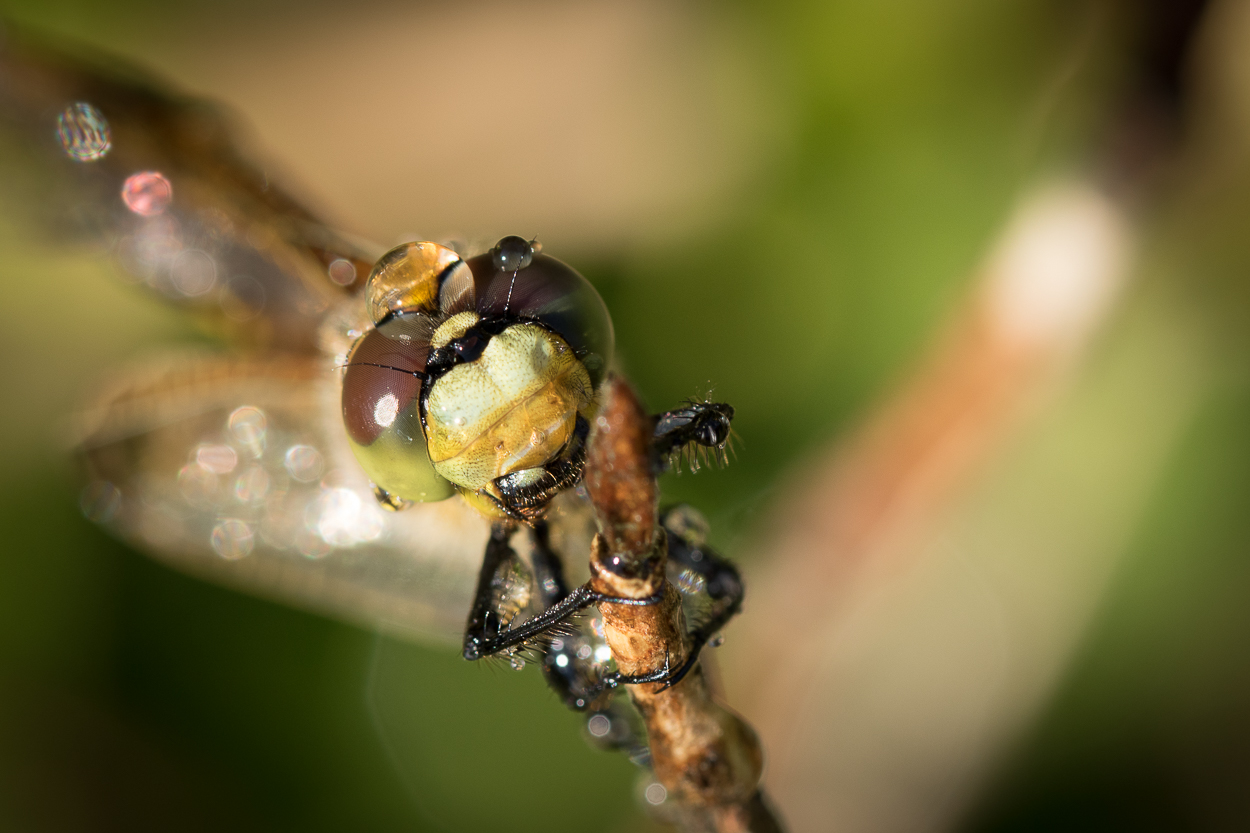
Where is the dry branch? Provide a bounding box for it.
[584,376,781,833]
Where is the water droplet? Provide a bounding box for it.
[234,466,270,503]
[594,643,613,663]
[306,487,385,547]
[79,480,121,522]
[644,783,667,805]
[587,714,612,738]
[171,249,216,296]
[211,519,254,559]
[177,463,217,504]
[121,171,172,216]
[509,655,525,671]
[228,406,267,456]
[284,445,324,482]
[328,258,356,286]
[196,444,238,474]
[56,102,111,162]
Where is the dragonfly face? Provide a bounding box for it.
[341,236,613,520]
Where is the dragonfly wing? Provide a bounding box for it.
[74,352,486,645]
[0,30,378,352]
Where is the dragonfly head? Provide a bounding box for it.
[341,237,613,518]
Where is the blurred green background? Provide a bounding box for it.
[2,0,1249,830]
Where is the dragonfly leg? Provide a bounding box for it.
[651,401,735,472]
[461,522,663,662]
[652,506,744,691]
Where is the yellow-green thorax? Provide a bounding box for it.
[425,322,593,500]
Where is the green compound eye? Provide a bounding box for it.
[341,317,454,503]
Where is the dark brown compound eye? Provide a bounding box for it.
[341,313,453,503]
[463,250,614,387]
[341,315,431,446]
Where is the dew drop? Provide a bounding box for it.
[211,518,254,559]
[121,171,172,216]
[587,714,612,738]
[171,249,216,296]
[79,480,121,522]
[234,466,270,503]
[196,443,238,474]
[328,258,356,286]
[284,445,324,482]
[56,102,111,162]
[228,406,268,456]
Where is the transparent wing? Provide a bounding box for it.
[74,352,489,644]
[0,30,378,352]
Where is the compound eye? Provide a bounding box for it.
[464,248,614,388]
[341,322,453,503]
[490,235,536,273]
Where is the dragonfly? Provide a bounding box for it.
[0,30,743,735]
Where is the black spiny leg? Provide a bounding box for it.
[461,523,524,661]
[462,522,664,662]
[653,506,744,690]
[531,523,609,712]
[530,524,653,758]
[651,401,735,473]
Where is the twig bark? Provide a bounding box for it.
[584,375,781,833]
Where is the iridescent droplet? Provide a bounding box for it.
[171,249,216,296]
[234,466,270,503]
[211,518,254,559]
[284,445,324,483]
[196,443,238,474]
[178,463,217,504]
[79,480,121,522]
[56,102,112,162]
[228,406,267,457]
[328,258,356,286]
[121,171,173,216]
[307,486,383,547]
[587,714,612,738]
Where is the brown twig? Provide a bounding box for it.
[584,376,781,833]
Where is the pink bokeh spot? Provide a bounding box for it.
[121,171,173,217]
